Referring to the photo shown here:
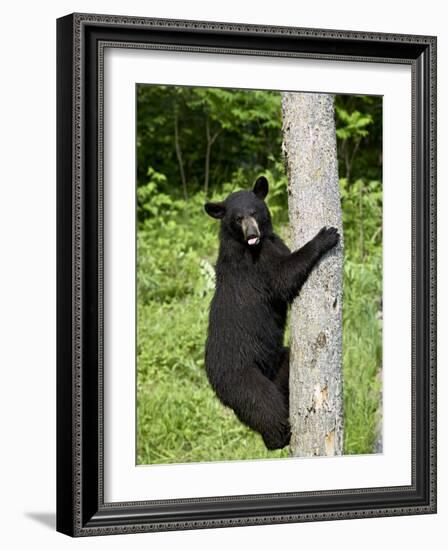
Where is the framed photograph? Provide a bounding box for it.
[56,13,437,536]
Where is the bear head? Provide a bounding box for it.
[204,176,273,247]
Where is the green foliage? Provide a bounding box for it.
[340,178,382,262]
[343,206,382,454]
[137,85,282,197]
[335,107,373,140]
[335,95,382,183]
[136,166,170,222]
[339,173,382,454]
[137,188,217,304]
[343,254,382,455]
[136,86,383,464]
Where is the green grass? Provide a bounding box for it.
[136,202,382,464]
[137,297,289,463]
[342,258,382,454]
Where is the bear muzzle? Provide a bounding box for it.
[242,217,261,246]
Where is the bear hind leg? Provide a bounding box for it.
[224,367,290,450]
[273,347,290,404]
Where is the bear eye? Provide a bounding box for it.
[235,215,243,224]
[249,209,256,217]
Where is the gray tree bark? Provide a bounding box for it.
[282,92,344,457]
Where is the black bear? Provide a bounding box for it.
[204,176,339,450]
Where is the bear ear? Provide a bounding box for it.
[204,201,226,219]
[253,176,269,200]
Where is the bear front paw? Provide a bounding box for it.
[314,226,340,253]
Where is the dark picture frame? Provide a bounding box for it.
[57,13,437,536]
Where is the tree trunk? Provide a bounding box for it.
[204,116,221,198]
[282,92,344,457]
[173,109,188,200]
[204,116,212,198]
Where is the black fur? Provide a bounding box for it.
[204,177,340,450]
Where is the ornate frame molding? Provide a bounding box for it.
[57,13,436,536]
